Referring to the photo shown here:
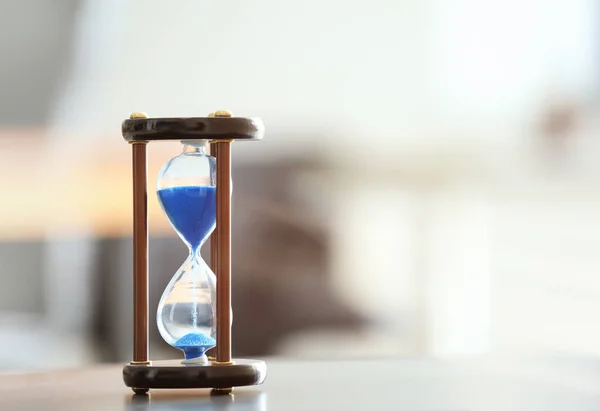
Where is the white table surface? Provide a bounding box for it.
[1,356,599,411]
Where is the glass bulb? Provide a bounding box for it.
[155,141,218,363]
[156,254,216,361]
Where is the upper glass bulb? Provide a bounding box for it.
[156,141,217,364]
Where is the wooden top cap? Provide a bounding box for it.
[122,111,264,142]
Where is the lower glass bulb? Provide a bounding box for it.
[156,255,216,362]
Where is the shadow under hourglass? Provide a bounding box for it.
[124,390,267,411]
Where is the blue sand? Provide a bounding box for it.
[174,332,216,359]
[157,185,216,252]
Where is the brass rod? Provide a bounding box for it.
[209,142,220,282]
[207,142,219,360]
[132,143,149,363]
[215,141,232,364]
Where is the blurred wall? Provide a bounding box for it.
[0,1,79,126]
[0,0,599,370]
[49,0,598,154]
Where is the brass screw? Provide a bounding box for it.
[130,112,148,119]
[213,110,232,117]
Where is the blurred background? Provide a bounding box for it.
[0,0,599,372]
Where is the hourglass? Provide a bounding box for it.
[121,111,267,394]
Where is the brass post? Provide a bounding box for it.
[215,140,232,365]
[130,112,150,365]
[213,110,234,372]
[209,141,219,277]
[207,131,219,361]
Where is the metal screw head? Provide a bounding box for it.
[213,110,233,117]
[130,112,148,119]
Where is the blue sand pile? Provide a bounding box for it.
[174,332,217,359]
[157,185,216,252]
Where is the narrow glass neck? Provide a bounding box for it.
[189,247,204,258]
[182,141,208,155]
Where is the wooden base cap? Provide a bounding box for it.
[123,359,267,390]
